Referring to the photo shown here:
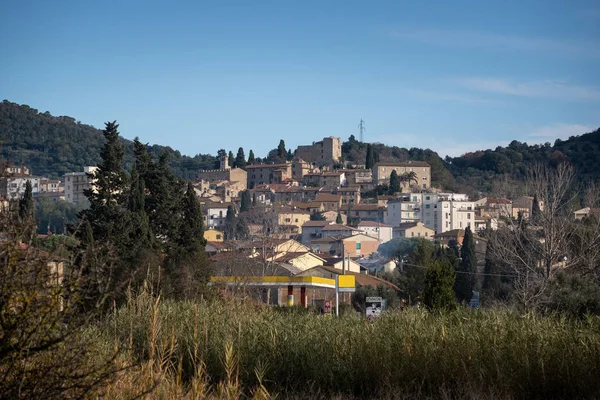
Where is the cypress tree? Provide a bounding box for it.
[178,182,206,249]
[277,140,286,160]
[389,170,400,194]
[165,182,210,299]
[248,150,255,165]
[224,205,237,240]
[336,212,343,224]
[228,150,235,167]
[365,144,375,169]
[240,190,251,212]
[236,216,250,240]
[423,260,456,311]
[454,226,477,303]
[287,148,293,161]
[532,194,541,224]
[18,180,35,240]
[18,180,34,220]
[235,147,246,168]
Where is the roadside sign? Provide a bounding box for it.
[337,275,356,293]
[470,291,480,308]
[366,296,383,318]
[324,300,332,313]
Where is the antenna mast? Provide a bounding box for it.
[358,119,365,142]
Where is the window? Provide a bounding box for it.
[295,218,299,223]
[426,220,430,225]
[425,232,428,237]
[412,196,417,201]
[467,213,471,219]
[356,243,361,249]
[425,196,430,200]
[216,234,222,240]
[219,211,223,217]
[285,218,291,223]
[425,204,430,209]
[411,232,414,237]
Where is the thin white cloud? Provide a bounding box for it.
[404,88,502,105]
[528,123,595,140]
[389,28,600,58]
[455,78,600,101]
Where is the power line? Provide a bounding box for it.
[397,261,517,278]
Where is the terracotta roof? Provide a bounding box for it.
[246,163,290,169]
[336,187,360,192]
[302,220,332,227]
[434,229,465,238]
[322,224,356,231]
[206,241,228,250]
[487,197,512,205]
[374,161,430,168]
[340,204,379,211]
[321,172,344,176]
[358,221,392,228]
[273,252,324,263]
[289,201,310,209]
[311,236,345,243]
[315,194,342,202]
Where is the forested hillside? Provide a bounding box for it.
[445,128,600,196]
[0,100,215,179]
[2,100,598,195]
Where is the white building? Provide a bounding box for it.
[203,202,233,228]
[356,221,393,243]
[2,176,41,200]
[385,192,475,234]
[64,166,97,206]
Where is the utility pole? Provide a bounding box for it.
[358,119,365,142]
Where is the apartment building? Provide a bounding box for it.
[64,166,98,206]
[386,193,474,234]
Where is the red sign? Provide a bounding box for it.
[324,300,332,313]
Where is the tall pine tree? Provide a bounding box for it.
[248,150,255,165]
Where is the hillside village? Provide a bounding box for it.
[4,133,590,308]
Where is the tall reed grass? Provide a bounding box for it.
[98,290,600,399]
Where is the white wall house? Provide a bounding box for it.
[356,221,393,243]
[203,203,232,228]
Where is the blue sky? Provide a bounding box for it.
[1,0,599,158]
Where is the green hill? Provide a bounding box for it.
[2,99,598,196]
[445,128,600,196]
[0,100,215,180]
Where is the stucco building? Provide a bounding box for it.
[372,161,431,188]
